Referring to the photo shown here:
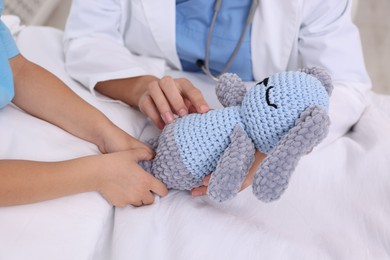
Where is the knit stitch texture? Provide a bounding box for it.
[140,68,332,203]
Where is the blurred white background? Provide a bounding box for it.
[3,0,390,95]
[354,0,390,95]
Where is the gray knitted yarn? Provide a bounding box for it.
[140,68,332,203]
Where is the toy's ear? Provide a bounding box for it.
[252,105,330,202]
[299,67,333,96]
[216,73,247,107]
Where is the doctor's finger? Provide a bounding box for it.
[179,79,209,114]
[139,94,165,129]
[183,98,197,114]
[192,185,207,197]
[160,76,188,117]
[148,81,175,124]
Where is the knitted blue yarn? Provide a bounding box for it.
[241,71,329,153]
[173,71,328,178]
[175,107,242,178]
[139,69,331,203]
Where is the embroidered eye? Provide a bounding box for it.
[256,78,277,109]
[265,86,278,109]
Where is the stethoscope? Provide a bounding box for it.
[196,0,259,81]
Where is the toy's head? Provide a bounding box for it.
[241,68,332,153]
[216,67,333,202]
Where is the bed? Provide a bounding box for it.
[1,24,390,260]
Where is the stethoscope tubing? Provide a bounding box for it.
[200,0,259,81]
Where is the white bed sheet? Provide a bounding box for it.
[0,27,147,260]
[117,99,390,260]
[0,26,389,260]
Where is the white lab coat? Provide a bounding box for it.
[63,0,371,143]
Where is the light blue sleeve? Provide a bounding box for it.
[0,19,19,58]
[0,20,18,108]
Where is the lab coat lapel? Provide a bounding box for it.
[251,0,299,80]
[141,0,182,70]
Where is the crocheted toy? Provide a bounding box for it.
[140,67,333,203]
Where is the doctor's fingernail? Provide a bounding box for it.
[157,121,165,129]
[178,108,187,117]
[164,112,174,123]
[200,105,209,113]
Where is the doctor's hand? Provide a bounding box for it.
[133,75,210,129]
[191,151,266,197]
[96,75,210,129]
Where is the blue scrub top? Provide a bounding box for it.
[0,0,20,109]
[176,0,254,81]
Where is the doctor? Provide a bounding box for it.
[64,0,371,196]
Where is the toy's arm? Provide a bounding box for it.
[253,105,330,202]
[216,73,247,107]
[207,124,255,202]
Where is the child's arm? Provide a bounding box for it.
[0,150,168,207]
[1,54,169,207]
[9,54,143,154]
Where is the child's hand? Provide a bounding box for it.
[96,121,154,156]
[95,149,168,207]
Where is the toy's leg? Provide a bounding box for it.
[207,125,255,202]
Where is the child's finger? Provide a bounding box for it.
[131,148,154,162]
[150,177,169,197]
